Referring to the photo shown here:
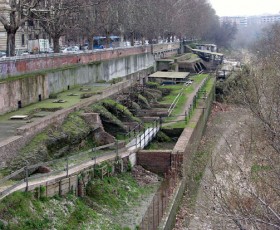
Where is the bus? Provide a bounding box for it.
[93,36,120,49]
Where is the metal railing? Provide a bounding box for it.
[139,162,180,230]
[0,141,123,199]
[0,119,161,200]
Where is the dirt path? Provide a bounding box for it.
[174,105,253,230]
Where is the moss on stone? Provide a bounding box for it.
[101,99,141,123]
[138,94,150,109]
[90,104,126,132]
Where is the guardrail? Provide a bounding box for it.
[163,75,210,125]
[167,88,184,117]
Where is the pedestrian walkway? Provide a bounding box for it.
[0,123,161,200]
[162,75,209,127]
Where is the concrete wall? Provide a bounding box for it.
[0,43,180,78]
[0,53,154,114]
[0,75,48,114]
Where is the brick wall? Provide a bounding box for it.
[137,150,172,175]
[0,43,180,78]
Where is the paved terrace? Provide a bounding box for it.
[0,83,109,142]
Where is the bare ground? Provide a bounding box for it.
[174,104,254,230]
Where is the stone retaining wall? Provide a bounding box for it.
[0,53,154,115]
[159,80,215,230]
[0,43,180,78]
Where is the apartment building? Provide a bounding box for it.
[219,16,248,27]
[0,0,50,53]
[220,14,280,27]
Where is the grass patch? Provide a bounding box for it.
[251,164,271,173]
[0,172,159,229]
[0,85,106,122]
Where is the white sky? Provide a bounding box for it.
[209,0,280,16]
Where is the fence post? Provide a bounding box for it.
[66,156,69,177]
[92,145,96,153]
[115,139,119,158]
[144,125,146,147]
[25,166,29,192]
[153,121,155,138]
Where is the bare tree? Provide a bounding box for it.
[74,0,100,50]
[33,0,82,53]
[0,0,39,56]
[205,23,280,230]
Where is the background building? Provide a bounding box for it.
[220,14,280,27]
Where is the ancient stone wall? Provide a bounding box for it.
[0,68,153,166]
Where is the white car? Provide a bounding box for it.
[62,46,79,53]
[0,51,6,58]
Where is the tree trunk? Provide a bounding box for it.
[105,31,110,48]
[88,37,94,50]
[6,31,16,57]
[167,34,171,43]
[53,37,60,53]
[130,31,135,46]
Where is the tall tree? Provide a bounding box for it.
[0,0,39,56]
[75,0,100,50]
[33,0,81,53]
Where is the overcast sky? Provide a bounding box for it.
[209,0,280,16]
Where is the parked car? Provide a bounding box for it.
[134,41,142,46]
[0,51,6,58]
[20,51,30,56]
[62,46,79,53]
[47,48,54,53]
[123,41,131,47]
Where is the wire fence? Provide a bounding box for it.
[162,76,210,126]
[0,119,161,200]
[139,155,181,230]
